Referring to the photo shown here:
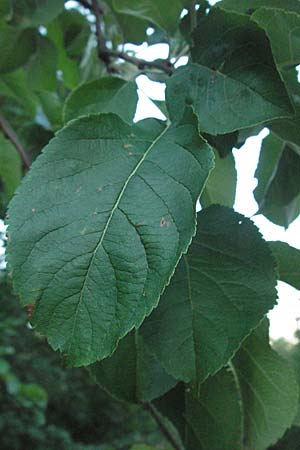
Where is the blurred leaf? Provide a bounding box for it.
[252,8,300,68]
[141,206,277,384]
[90,331,176,403]
[219,0,300,14]
[11,0,65,26]
[36,91,63,129]
[0,0,11,19]
[64,77,138,124]
[0,68,37,118]
[27,37,58,92]
[0,132,22,199]
[269,241,300,290]
[233,321,299,450]
[201,149,237,207]
[112,0,182,32]
[166,9,293,134]
[0,23,37,74]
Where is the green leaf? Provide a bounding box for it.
[269,241,300,290]
[112,0,182,32]
[156,368,242,450]
[166,9,294,134]
[141,205,277,384]
[0,0,11,19]
[27,37,57,92]
[252,8,300,68]
[90,330,176,403]
[0,23,37,74]
[12,0,65,25]
[64,78,138,124]
[36,91,63,130]
[254,132,300,227]
[0,133,22,200]
[200,150,236,207]
[219,0,300,14]
[203,132,238,158]
[233,321,299,450]
[0,69,37,118]
[7,113,214,367]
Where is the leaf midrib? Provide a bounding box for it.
[69,122,171,353]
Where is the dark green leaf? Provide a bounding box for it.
[269,241,300,290]
[0,69,37,118]
[141,206,277,384]
[11,0,65,25]
[200,150,237,207]
[252,8,300,68]
[7,113,214,366]
[90,331,176,403]
[0,23,37,74]
[203,132,238,158]
[63,78,138,124]
[219,0,300,14]
[0,0,11,19]
[112,0,183,32]
[0,132,22,200]
[254,132,300,227]
[233,321,299,450]
[156,368,242,450]
[27,37,57,92]
[166,9,293,134]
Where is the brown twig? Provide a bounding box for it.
[0,114,31,168]
[141,401,182,450]
[83,0,174,75]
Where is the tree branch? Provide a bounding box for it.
[82,0,174,75]
[0,115,31,169]
[141,401,182,450]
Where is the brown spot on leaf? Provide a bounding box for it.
[123,143,133,149]
[160,217,171,227]
[97,187,102,192]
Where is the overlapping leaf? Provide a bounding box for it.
[12,0,65,25]
[90,330,176,403]
[27,37,57,92]
[252,8,300,68]
[141,205,277,384]
[0,133,22,203]
[254,132,300,227]
[7,112,214,367]
[155,368,242,450]
[200,150,236,207]
[233,321,299,450]
[269,241,300,289]
[166,9,294,135]
[64,78,138,124]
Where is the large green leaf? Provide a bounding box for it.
[63,78,138,124]
[254,132,300,227]
[112,0,182,32]
[200,150,236,207]
[0,23,37,74]
[0,133,22,200]
[219,0,300,14]
[252,8,300,68]
[141,206,277,384]
[233,321,299,450]
[269,241,300,290]
[11,0,65,25]
[7,113,214,367]
[166,9,293,134]
[156,368,242,450]
[90,330,176,403]
[27,37,57,92]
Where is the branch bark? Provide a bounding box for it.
[141,401,182,450]
[0,115,31,168]
[79,0,174,75]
